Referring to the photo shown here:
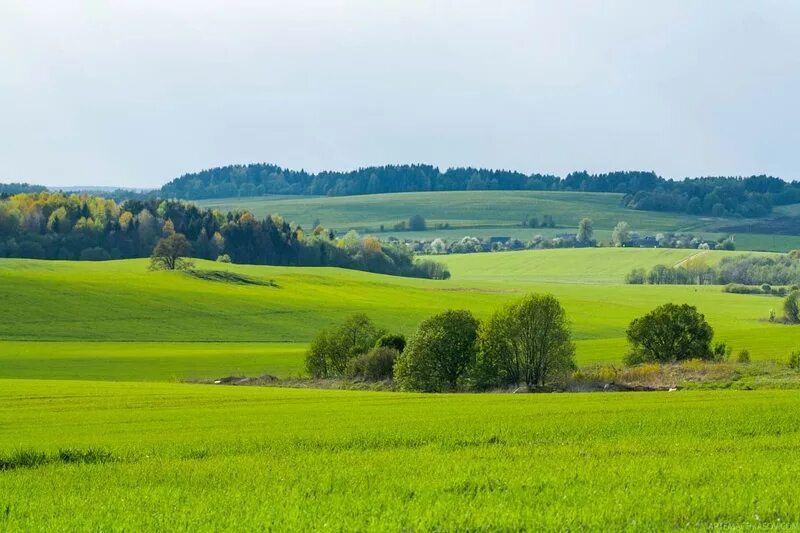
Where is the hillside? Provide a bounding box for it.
[162,163,800,218]
[197,191,800,252]
[1,248,797,381]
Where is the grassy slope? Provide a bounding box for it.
[2,379,800,530]
[1,249,797,381]
[196,191,800,252]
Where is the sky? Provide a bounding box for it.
[1,0,799,188]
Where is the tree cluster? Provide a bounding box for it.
[306,294,577,392]
[627,253,800,287]
[0,192,450,279]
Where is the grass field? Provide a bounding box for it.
[0,249,797,382]
[3,246,800,530]
[2,379,800,530]
[196,191,800,252]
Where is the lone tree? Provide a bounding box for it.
[785,290,800,324]
[149,233,193,271]
[612,221,631,247]
[394,309,479,391]
[305,313,384,378]
[576,218,594,243]
[475,294,576,389]
[408,214,427,232]
[625,303,714,364]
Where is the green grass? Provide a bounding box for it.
[196,190,800,252]
[0,249,797,381]
[2,379,800,530]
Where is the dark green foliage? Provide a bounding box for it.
[376,334,406,353]
[784,291,800,324]
[158,164,800,217]
[305,314,384,378]
[348,347,399,381]
[394,310,480,392]
[475,294,575,389]
[0,183,47,195]
[408,214,427,231]
[625,304,715,364]
[789,351,800,369]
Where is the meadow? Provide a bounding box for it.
[2,379,800,530]
[197,190,800,252]
[2,246,800,530]
[0,248,796,382]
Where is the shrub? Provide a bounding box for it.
[394,310,479,392]
[789,351,800,370]
[711,342,732,362]
[784,291,800,323]
[625,268,646,284]
[348,347,399,381]
[216,254,231,263]
[737,349,751,364]
[375,333,406,353]
[761,283,772,294]
[625,303,714,364]
[304,314,384,378]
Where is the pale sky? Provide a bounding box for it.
[1,0,799,188]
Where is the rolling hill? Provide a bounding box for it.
[196,191,800,252]
[1,248,796,381]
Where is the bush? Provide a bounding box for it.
[348,347,399,381]
[789,351,800,370]
[625,268,646,284]
[304,314,384,378]
[394,310,479,392]
[375,333,406,353]
[216,254,231,263]
[625,303,714,364]
[784,291,800,323]
[737,349,751,364]
[711,342,732,362]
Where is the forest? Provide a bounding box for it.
[159,164,800,217]
[0,192,449,279]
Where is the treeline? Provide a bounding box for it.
[626,253,800,287]
[0,192,449,279]
[0,183,47,195]
[159,164,800,217]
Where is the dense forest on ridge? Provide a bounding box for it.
[160,164,800,217]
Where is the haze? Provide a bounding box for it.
[1,0,799,188]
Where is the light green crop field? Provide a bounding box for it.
[2,380,800,530]
[196,191,800,252]
[0,248,797,381]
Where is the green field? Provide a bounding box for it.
[3,247,800,530]
[2,379,800,530]
[0,248,796,382]
[196,191,800,252]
